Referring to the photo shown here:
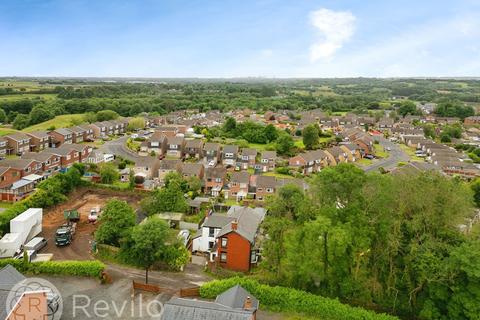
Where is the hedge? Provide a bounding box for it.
[0,259,105,278]
[200,277,399,320]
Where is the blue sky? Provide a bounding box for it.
[1,0,480,77]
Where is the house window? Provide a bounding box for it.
[266,188,273,193]
[215,178,222,183]
[208,241,214,250]
[209,227,215,237]
[221,238,228,248]
[220,252,227,263]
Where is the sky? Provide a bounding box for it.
[1,0,480,78]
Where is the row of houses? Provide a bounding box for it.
[0,144,95,201]
[402,135,479,177]
[0,119,128,156]
[289,128,374,175]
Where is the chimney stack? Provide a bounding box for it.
[231,219,238,231]
[244,296,252,309]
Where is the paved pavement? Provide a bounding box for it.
[363,136,410,173]
[99,136,145,162]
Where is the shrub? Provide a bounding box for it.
[200,277,398,320]
[0,259,105,278]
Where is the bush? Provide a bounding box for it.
[200,277,398,320]
[0,259,105,278]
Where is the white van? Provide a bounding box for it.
[24,237,48,252]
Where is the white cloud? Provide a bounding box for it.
[309,8,356,62]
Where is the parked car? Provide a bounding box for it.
[177,230,190,247]
[88,207,101,223]
[365,154,375,160]
[55,223,76,246]
[386,147,391,151]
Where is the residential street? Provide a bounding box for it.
[100,135,145,162]
[363,136,410,172]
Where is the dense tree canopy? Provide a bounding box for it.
[261,164,477,319]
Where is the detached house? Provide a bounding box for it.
[26,131,50,152]
[222,145,239,167]
[204,166,227,196]
[147,131,167,155]
[4,133,31,155]
[255,175,276,201]
[181,163,204,180]
[48,128,73,147]
[203,142,221,165]
[256,151,276,172]
[238,148,257,170]
[158,159,183,185]
[213,206,267,272]
[184,139,204,159]
[134,156,160,180]
[224,171,250,201]
[165,136,185,158]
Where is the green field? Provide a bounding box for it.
[0,93,57,101]
[263,172,294,179]
[22,114,85,132]
[0,127,20,136]
[374,144,389,158]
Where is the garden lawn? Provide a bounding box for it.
[374,144,389,158]
[263,172,294,179]
[399,144,425,162]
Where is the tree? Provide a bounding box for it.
[12,113,30,130]
[127,117,145,131]
[398,100,419,117]
[141,173,188,215]
[95,199,136,246]
[0,108,6,123]
[223,117,237,133]
[264,124,278,142]
[275,133,295,156]
[29,104,54,125]
[128,169,136,189]
[302,124,320,150]
[96,110,119,121]
[123,216,170,283]
[99,163,119,184]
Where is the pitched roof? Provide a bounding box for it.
[182,163,203,176]
[204,142,220,151]
[230,171,250,184]
[215,285,259,310]
[26,131,50,139]
[205,166,226,179]
[241,148,257,157]
[160,159,183,171]
[162,297,254,320]
[223,145,239,154]
[203,214,235,228]
[167,136,185,146]
[0,265,26,320]
[256,175,276,188]
[0,158,38,169]
[185,139,203,149]
[261,151,276,159]
[216,206,266,243]
[53,128,73,136]
[4,132,30,141]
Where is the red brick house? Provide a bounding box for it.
[4,133,31,155]
[214,206,266,272]
[224,171,250,201]
[255,175,276,201]
[48,128,73,147]
[0,166,22,189]
[21,152,61,176]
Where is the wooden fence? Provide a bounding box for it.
[132,281,200,298]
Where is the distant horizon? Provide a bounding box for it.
[1,1,479,78]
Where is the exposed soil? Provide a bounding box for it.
[41,187,143,260]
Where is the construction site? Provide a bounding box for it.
[42,187,144,260]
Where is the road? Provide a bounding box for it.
[363,136,410,173]
[99,135,144,162]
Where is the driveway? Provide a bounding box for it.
[99,136,144,162]
[363,136,410,173]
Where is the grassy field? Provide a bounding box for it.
[0,93,57,101]
[0,127,20,136]
[22,114,85,132]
